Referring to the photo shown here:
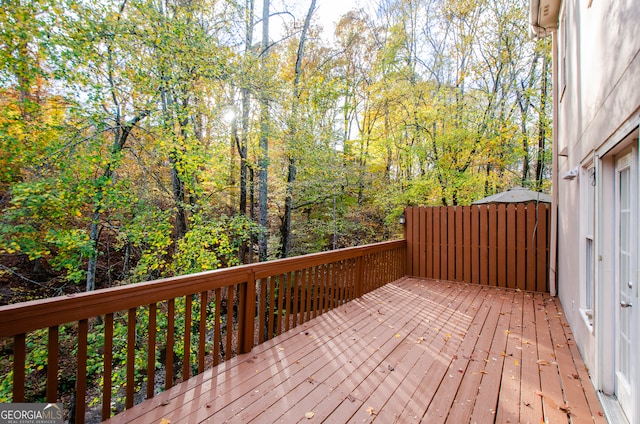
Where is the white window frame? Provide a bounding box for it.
[580,162,596,331]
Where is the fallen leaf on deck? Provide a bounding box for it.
[505,330,511,335]
[514,359,520,366]
[395,334,402,338]
[160,401,171,406]
[558,403,571,414]
[537,360,550,366]
[160,419,170,424]
[305,411,315,419]
[416,337,425,344]
[480,370,488,374]
[366,406,377,416]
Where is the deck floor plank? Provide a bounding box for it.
[535,292,571,423]
[468,289,516,423]
[444,287,503,423]
[546,297,601,424]
[519,292,545,424]
[495,290,524,424]
[105,278,604,424]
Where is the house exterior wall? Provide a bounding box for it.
[553,0,640,421]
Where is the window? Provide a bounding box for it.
[581,165,596,328]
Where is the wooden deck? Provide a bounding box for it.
[106,277,605,424]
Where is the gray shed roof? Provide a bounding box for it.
[471,186,551,205]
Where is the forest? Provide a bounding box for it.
[0,0,551,301]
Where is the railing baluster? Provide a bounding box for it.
[13,333,25,402]
[313,266,320,318]
[277,274,285,336]
[198,292,207,374]
[306,268,313,321]
[257,280,265,344]
[147,304,156,399]
[213,289,221,366]
[292,271,299,328]
[329,263,336,310]
[225,285,234,360]
[166,299,175,389]
[318,265,326,315]
[342,261,347,302]
[183,295,192,380]
[47,326,58,402]
[126,309,136,409]
[102,313,113,420]
[283,274,290,332]
[335,262,341,305]
[268,278,275,340]
[76,319,88,423]
[299,271,306,324]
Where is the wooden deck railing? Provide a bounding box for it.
[0,240,406,423]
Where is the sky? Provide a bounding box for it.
[313,0,361,36]
[264,0,362,41]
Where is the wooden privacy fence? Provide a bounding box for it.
[404,204,550,292]
[0,240,405,423]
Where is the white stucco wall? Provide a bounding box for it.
[554,0,640,418]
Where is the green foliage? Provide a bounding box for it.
[174,212,260,274]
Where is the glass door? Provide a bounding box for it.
[615,151,636,422]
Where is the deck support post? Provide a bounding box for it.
[239,270,256,354]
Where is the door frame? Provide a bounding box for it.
[595,125,639,423]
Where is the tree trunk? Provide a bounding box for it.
[237,0,254,264]
[535,54,549,189]
[280,0,316,259]
[258,0,270,262]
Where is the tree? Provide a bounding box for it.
[279,0,316,258]
[258,0,270,262]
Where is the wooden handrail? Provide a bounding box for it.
[0,239,406,423]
